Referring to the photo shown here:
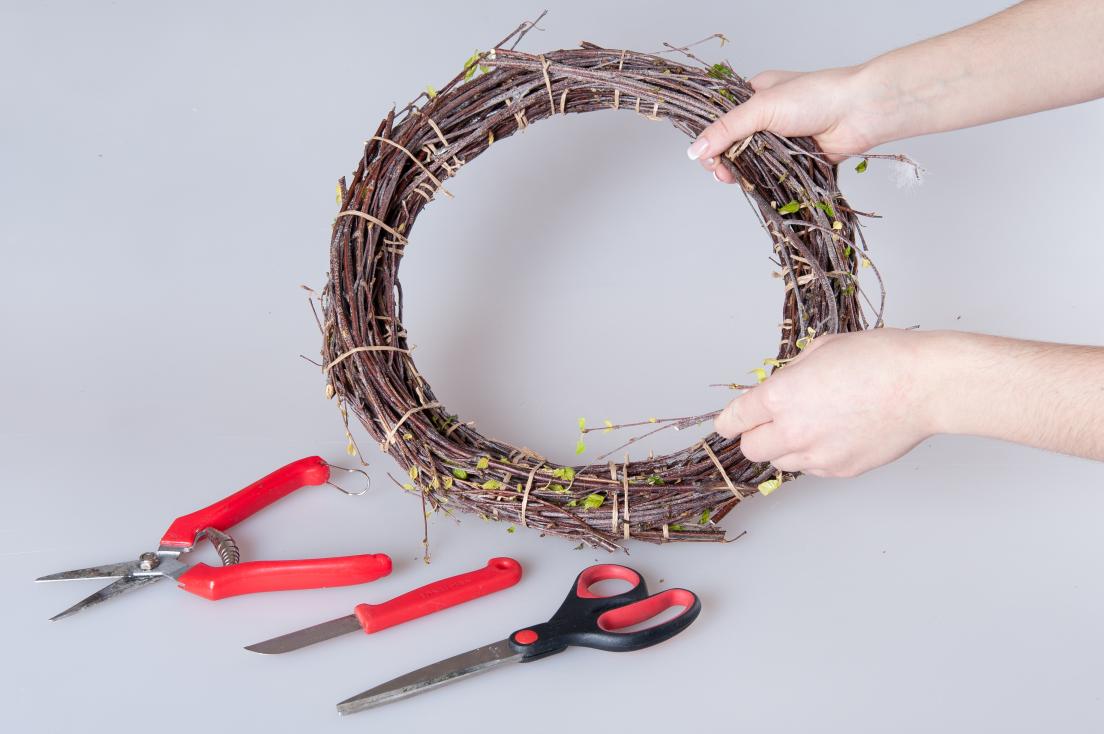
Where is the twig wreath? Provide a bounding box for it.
[320,15,905,551]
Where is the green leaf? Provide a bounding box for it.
[814,201,836,218]
[699,509,711,524]
[577,417,586,431]
[718,89,736,103]
[451,468,468,480]
[855,158,868,173]
[777,200,801,215]
[426,85,437,99]
[506,525,516,534]
[644,475,665,486]
[844,244,852,258]
[566,499,578,507]
[553,467,576,482]
[670,524,685,531]
[582,493,605,510]
[575,438,586,455]
[707,62,734,80]
[550,483,568,494]
[475,456,490,470]
[462,51,481,81]
[481,479,502,490]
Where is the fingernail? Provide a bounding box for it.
[713,170,723,183]
[705,157,715,166]
[687,138,708,160]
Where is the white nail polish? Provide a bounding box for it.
[705,157,715,166]
[687,139,708,160]
[713,170,723,183]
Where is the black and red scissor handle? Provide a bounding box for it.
[157,456,391,600]
[507,564,700,661]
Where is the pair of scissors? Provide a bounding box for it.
[336,563,701,715]
[36,456,392,621]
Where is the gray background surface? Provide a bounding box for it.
[3,1,1104,731]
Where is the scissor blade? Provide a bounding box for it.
[245,614,361,654]
[336,639,522,716]
[48,574,164,621]
[36,561,138,582]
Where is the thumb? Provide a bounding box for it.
[749,69,803,91]
[714,386,774,439]
[686,93,774,162]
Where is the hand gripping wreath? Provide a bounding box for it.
[321,22,884,551]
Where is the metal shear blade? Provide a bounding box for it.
[336,639,522,715]
[35,561,140,582]
[47,575,166,622]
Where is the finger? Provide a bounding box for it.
[737,423,791,463]
[698,155,737,184]
[749,69,803,91]
[696,155,718,172]
[714,388,773,438]
[686,95,773,162]
[770,452,816,473]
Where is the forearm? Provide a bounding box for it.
[854,0,1104,147]
[925,331,1104,460]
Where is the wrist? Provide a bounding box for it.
[910,330,975,437]
[845,58,914,151]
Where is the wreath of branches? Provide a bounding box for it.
[320,16,898,552]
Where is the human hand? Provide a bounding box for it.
[714,329,947,477]
[687,65,890,181]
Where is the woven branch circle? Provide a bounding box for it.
[321,37,882,550]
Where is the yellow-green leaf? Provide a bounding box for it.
[582,493,605,510]
[577,417,586,431]
[758,478,782,495]
[426,85,437,99]
[475,456,490,470]
[575,438,586,455]
[603,420,613,433]
[855,158,868,173]
[451,468,468,480]
[777,201,801,215]
[751,367,767,383]
[481,479,502,490]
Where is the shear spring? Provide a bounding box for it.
[202,527,241,566]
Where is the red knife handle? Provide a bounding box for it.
[160,457,331,548]
[353,557,522,634]
[176,553,392,600]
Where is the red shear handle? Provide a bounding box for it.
[160,457,331,548]
[354,557,522,634]
[176,553,392,601]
